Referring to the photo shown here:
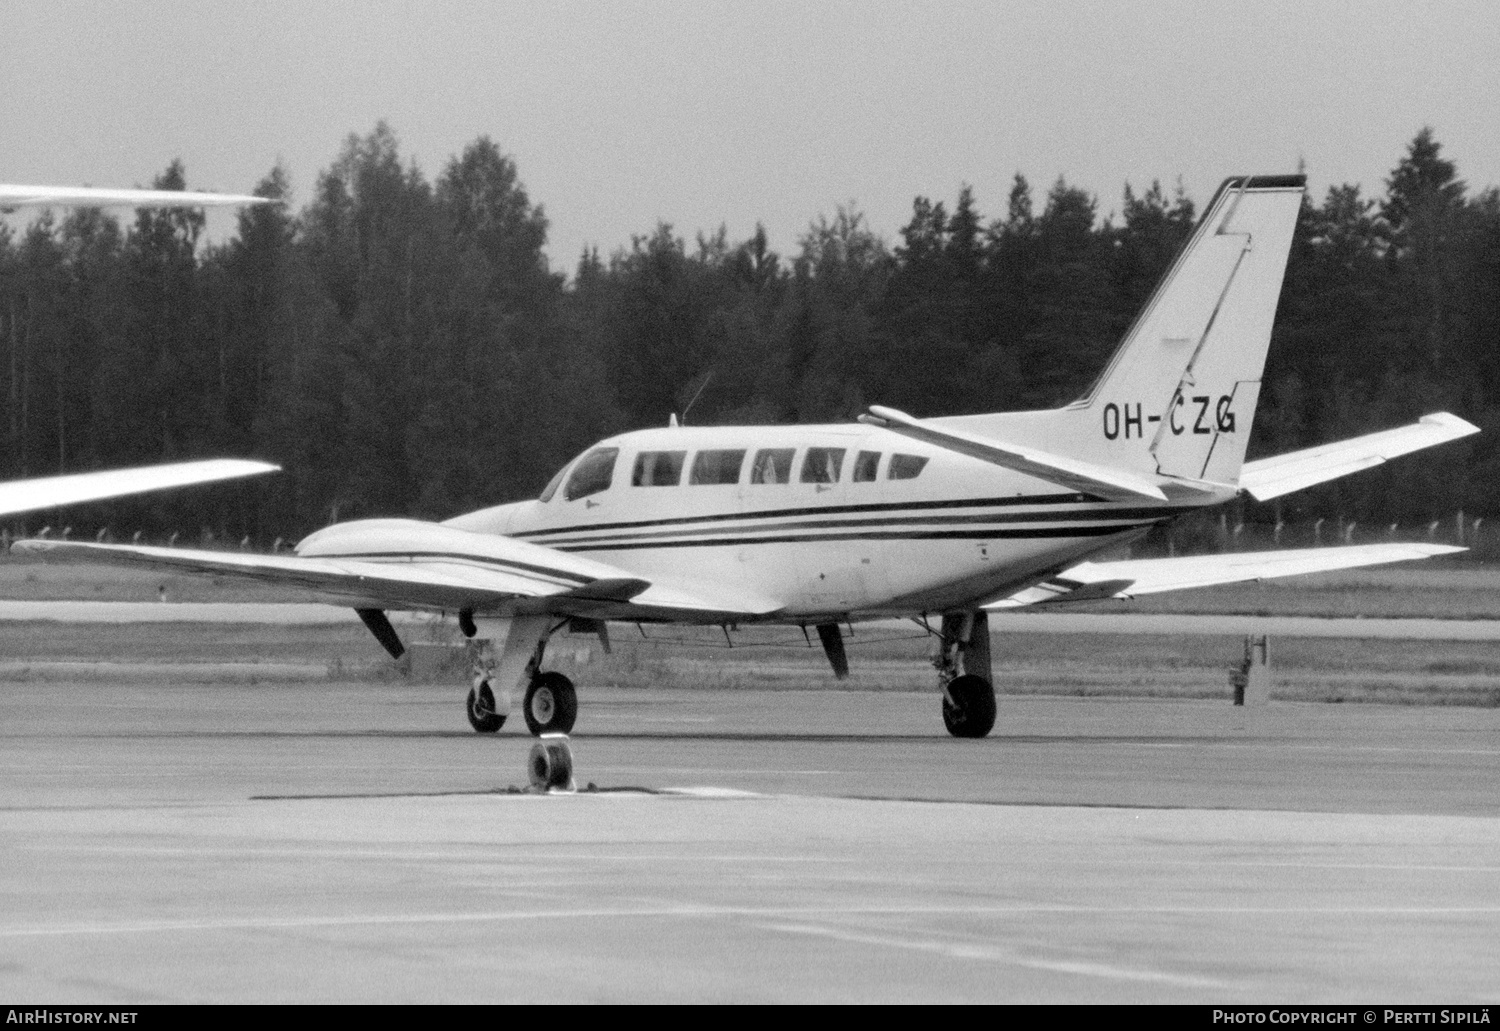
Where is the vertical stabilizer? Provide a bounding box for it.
[1074,175,1304,483]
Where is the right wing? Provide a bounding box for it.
[0,184,269,208]
[1240,413,1478,501]
[0,459,278,518]
[12,520,783,622]
[987,542,1463,608]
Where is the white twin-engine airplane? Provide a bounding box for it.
[0,182,278,512]
[15,174,1478,737]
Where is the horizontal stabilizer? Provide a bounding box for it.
[860,405,1167,502]
[1240,413,1479,501]
[0,458,278,518]
[0,184,270,209]
[986,543,1463,608]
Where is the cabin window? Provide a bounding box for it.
[564,447,619,501]
[800,447,845,484]
[888,453,929,480]
[749,448,794,484]
[689,449,746,485]
[632,450,685,487]
[852,450,881,482]
[538,465,567,502]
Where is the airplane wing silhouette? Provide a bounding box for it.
[11,528,784,622]
[0,184,269,208]
[985,542,1464,608]
[0,459,278,518]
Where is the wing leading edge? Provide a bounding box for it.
[986,543,1464,608]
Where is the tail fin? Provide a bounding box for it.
[1075,174,1305,483]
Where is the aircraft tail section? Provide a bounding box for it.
[1085,174,1304,483]
[934,174,1305,489]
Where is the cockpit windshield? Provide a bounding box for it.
[564,447,620,501]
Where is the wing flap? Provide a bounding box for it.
[859,404,1168,502]
[1240,413,1478,501]
[985,543,1464,608]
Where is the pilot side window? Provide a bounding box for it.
[689,449,746,485]
[564,447,619,501]
[800,447,845,484]
[888,453,929,480]
[632,450,685,487]
[749,448,794,484]
[852,451,881,482]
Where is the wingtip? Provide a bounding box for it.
[1420,412,1482,437]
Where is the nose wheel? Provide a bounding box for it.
[466,680,506,733]
[524,671,578,736]
[942,674,996,738]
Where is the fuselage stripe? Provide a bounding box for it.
[552,523,1152,552]
[307,551,593,586]
[514,502,1191,544]
[534,517,1161,547]
[506,491,1165,538]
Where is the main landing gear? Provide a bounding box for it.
[934,610,996,738]
[462,612,578,737]
[523,671,578,736]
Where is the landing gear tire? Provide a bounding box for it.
[466,681,505,733]
[523,671,578,736]
[942,674,996,738]
[528,735,576,792]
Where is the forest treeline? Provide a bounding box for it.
[1,124,1496,543]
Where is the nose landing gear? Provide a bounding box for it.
[466,679,506,733]
[934,610,996,738]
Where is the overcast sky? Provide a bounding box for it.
[4,0,1497,272]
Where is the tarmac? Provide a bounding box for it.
[3,679,1500,1003]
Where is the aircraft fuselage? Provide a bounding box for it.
[443,420,1208,620]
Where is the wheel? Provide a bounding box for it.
[466,681,505,733]
[523,671,578,736]
[528,735,576,792]
[942,674,996,738]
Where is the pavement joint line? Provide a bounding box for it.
[755,920,1237,988]
[7,904,1500,939]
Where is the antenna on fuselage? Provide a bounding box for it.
[676,372,713,427]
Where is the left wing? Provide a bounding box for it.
[0,459,278,518]
[987,543,1463,608]
[0,184,269,209]
[12,521,783,622]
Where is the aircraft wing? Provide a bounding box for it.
[0,459,278,518]
[986,543,1463,608]
[1239,413,1479,501]
[859,404,1168,503]
[0,184,269,208]
[10,533,784,622]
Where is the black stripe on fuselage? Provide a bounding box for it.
[552,523,1151,552]
[305,551,593,586]
[530,507,1172,547]
[507,491,1133,539]
[514,496,1192,542]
